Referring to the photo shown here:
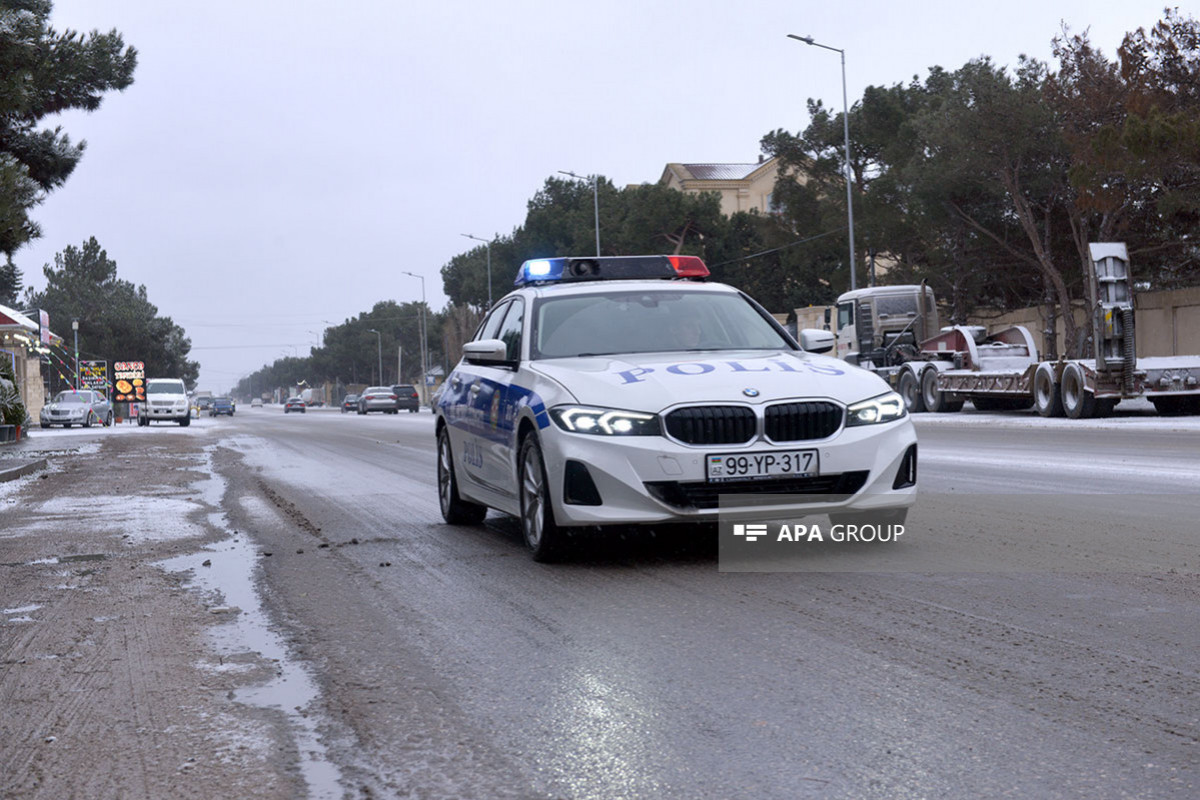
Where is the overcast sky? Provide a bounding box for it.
[17,0,1175,393]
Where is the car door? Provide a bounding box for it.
[478,297,526,493]
[445,300,512,494]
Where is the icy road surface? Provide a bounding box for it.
[1,405,1198,799]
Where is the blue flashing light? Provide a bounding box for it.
[515,258,567,286]
[513,255,710,287]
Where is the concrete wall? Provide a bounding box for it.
[966,285,1200,358]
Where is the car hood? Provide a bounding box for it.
[528,350,892,411]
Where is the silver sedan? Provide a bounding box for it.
[40,390,113,428]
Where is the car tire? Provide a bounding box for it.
[1061,363,1095,419]
[105,412,113,427]
[898,370,925,413]
[179,416,190,427]
[437,427,487,525]
[83,413,93,428]
[518,435,565,562]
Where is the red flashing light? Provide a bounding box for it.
[668,255,710,278]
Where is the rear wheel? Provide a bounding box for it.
[519,436,565,562]
[104,412,113,426]
[437,427,487,524]
[1034,365,1064,417]
[897,370,925,413]
[1061,364,1095,419]
[921,368,963,413]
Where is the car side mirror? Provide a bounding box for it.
[463,338,508,364]
[799,328,835,354]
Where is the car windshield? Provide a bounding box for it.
[53,392,90,405]
[146,380,185,394]
[531,289,794,359]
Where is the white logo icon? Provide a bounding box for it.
[733,523,769,542]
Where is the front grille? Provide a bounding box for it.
[664,406,756,445]
[764,401,843,441]
[645,471,870,511]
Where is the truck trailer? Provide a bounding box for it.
[822,243,1200,419]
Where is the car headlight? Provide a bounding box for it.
[846,392,906,427]
[549,406,661,436]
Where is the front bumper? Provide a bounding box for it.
[144,405,189,420]
[537,418,917,527]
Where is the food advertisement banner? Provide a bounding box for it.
[113,361,145,402]
[80,360,108,393]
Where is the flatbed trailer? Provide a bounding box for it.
[832,244,1200,419]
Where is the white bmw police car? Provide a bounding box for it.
[435,255,917,560]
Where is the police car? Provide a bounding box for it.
[435,255,917,560]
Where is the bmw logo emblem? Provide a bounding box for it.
[743,388,760,397]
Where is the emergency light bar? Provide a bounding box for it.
[514,255,709,287]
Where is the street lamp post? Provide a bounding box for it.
[367,328,382,385]
[400,271,428,406]
[558,170,600,256]
[787,34,857,292]
[71,319,79,391]
[461,233,493,307]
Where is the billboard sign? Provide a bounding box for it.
[39,309,50,345]
[80,360,108,393]
[113,361,145,402]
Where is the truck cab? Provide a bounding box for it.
[833,285,938,369]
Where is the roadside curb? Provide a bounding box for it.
[0,458,48,483]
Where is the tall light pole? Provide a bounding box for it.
[367,328,382,385]
[400,271,428,405]
[461,233,494,307]
[788,34,857,292]
[71,319,79,391]
[558,170,600,256]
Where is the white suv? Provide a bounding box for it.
[139,378,191,426]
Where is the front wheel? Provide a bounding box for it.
[179,416,190,427]
[437,427,487,524]
[104,412,113,427]
[518,436,565,561]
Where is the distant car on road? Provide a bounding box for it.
[392,384,421,412]
[284,397,306,413]
[210,396,235,416]
[341,393,360,413]
[250,398,263,408]
[357,386,399,414]
[39,390,113,428]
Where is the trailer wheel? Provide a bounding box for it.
[920,368,963,413]
[1034,364,1064,417]
[1061,363,1096,419]
[898,370,925,413]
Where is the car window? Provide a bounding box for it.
[147,380,185,394]
[475,301,510,342]
[531,289,792,359]
[494,298,524,361]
